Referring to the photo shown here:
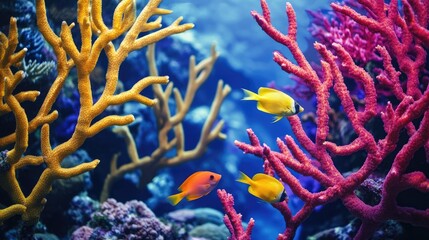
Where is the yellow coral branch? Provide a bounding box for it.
[0,16,58,149]
[0,204,26,224]
[112,0,135,31]
[60,22,80,63]
[87,115,135,138]
[106,76,169,108]
[90,0,108,33]
[100,44,231,202]
[54,159,100,179]
[133,17,194,51]
[15,91,40,104]
[1,0,194,225]
[166,79,231,166]
[15,155,45,169]
[112,126,140,163]
[4,93,29,165]
[1,18,19,67]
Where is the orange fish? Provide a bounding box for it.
[167,171,222,205]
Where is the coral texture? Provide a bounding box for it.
[72,199,172,240]
[223,0,429,239]
[0,0,192,227]
[217,189,254,240]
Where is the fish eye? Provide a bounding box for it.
[209,175,214,180]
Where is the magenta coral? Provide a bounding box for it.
[308,0,385,65]
[229,0,429,239]
[217,189,254,240]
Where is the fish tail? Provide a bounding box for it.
[167,192,185,206]
[237,171,252,185]
[241,88,259,101]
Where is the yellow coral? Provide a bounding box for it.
[0,0,193,225]
[100,44,231,202]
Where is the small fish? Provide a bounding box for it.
[237,171,287,203]
[242,87,304,123]
[167,171,222,205]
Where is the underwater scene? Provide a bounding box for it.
[1,0,429,239]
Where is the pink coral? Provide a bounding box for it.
[71,226,93,240]
[308,0,385,65]
[222,0,429,239]
[217,189,254,240]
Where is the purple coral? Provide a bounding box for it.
[285,0,388,102]
[71,226,93,240]
[307,0,385,65]
[0,150,10,172]
[67,192,100,226]
[72,199,172,240]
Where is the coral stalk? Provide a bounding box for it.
[217,189,254,240]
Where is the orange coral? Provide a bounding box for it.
[0,0,193,225]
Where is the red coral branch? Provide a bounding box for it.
[225,0,429,239]
[217,189,255,240]
[332,0,426,99]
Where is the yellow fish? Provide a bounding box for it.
[167,171,222,206]
[242,87,304,122]
[237,171,287,203]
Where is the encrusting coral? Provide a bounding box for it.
[100,43,231,202]
[71,198,173,240]
[0,0,193,228]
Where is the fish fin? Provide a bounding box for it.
[248,184,280,203]
[242,88,259,101]
[198,183,211,192]
[272,115,283,123]
[258,87,281,95]
[259,87,293,102]
[187,183,215,201]
[167,192,185,206]
[177,171,201,190]
[186,193,204,201]
[256,101,273,114]
[237,172,263,199]
[253,173,281,183]
[247,185,264,200]
[236,171,253,185]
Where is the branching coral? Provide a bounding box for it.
[307,0,386,66]
[222,0,429,239]
[217,189,254,240]
[0,0,192,227]
[0,17,48,224]
[100,43,231,202]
